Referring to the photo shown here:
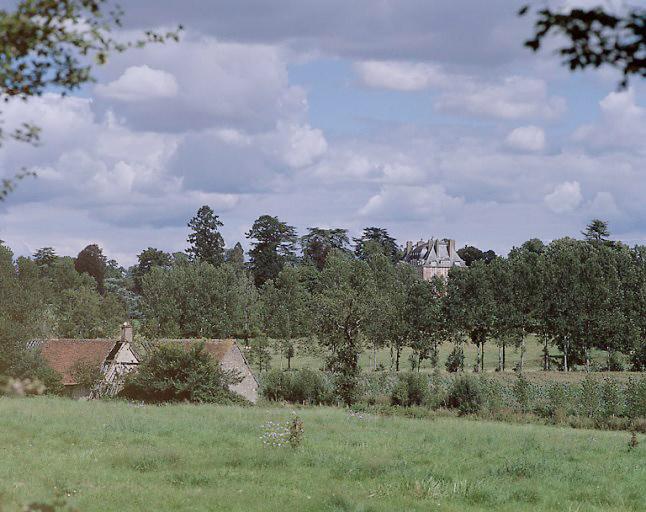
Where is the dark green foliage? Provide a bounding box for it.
[457,246,496,266]
[301,228,350,270]
[512,373,533,413]
[446,375,483,415]
[186,206,225,266]
[246,215,297,287]
[260,369,332,405]
[353,227,400,263]
[1,349,63,394]
[133,247,171,293]
[521,5,645,89]
[445,345,464,372]
[391,372,429,407]
[625,377,646,419]
[74,244,107,293]
[120,343,243,404]
[606,351,625,371]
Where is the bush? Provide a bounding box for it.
[119,342,244,404]
[578,375,602,418]
[261,369,293,402]
[630,343,646,371]
[390,372,429,407]
[289,369,331,404]
[446,375,483,415]
[606,352,625,371]
[512,374,534,413]
[3,349,63,395]
[445,345,464,373]
[625,377,646,419]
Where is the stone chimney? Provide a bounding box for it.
[121,322,133,345]
[448,239,456,257]
[405,241,413,254]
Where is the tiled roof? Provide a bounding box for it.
[38,339,116,386]
[150,339,236,362]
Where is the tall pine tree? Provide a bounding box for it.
[187,206,225,266]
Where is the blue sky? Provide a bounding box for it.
[0,0,644,265]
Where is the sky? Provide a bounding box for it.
[0,0,644,266]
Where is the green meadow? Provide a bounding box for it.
[0,397,643,512]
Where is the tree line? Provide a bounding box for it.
[1,208,645,403]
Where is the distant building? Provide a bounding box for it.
[402,238,466,280]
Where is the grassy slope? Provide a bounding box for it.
[0,398,644,512]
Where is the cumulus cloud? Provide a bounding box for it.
[544,181,583,213]
[359,184,464,220]
[354,60,449,91]
[436,76,565,120]
[95,65,179,101]
[573,88,646,154]
[505,125,546,152]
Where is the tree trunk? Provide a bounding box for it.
[395,345,401,372]
[502,342,506,371]
[475,341,481,373]
[585,347,590,372]
[519,337,525,373]
[373,344,377,371]
[481,341,485,372]
[563,339,569,372]
[498,345,503,372]
[543,335,549,371]
[287,354,291,370]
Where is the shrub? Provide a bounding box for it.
[289,369,331,404]
[625,377,646,419]
[119,342,244,404]
[445,345,464,373]
[578,375,602,418]
[261,369,293,402]
[3,349,63,395]
[446,374,483,415]
[630,343,646,371]
[606,352,625,371]
[390,372,429,407]
[512,374,534,413]
[600,378,623,418]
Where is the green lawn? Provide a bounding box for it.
[0,397,644,511]
[268,336,622,374]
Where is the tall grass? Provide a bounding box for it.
[0,397,643,511]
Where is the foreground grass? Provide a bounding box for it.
[0,398,644,511]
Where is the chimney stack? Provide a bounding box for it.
[448,239,456,256]
[121,322,133,344]
[405,240,413,254]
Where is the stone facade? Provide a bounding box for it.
[402,238,466,281]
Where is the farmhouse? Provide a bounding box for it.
[30,323,259,402]
[28,322,139,399]
[402,238,466,280]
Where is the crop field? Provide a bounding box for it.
[0,397,643,512]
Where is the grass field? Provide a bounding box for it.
[0,397,644,511]
[267,336,629,376]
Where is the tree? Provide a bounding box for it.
[260,266,312,369]
[405,277,447,371]
[246,215,297,287]
[521,5,645,89]
[301,227,350,270]
[133,247,171,293]
[119,343,242,404]
[445,261,496,373]
[74,244,107,293]
[354,227,400,263]
[582,219,611,246]
[312,250,376,405]
[457,246,497,266]
[186,206,225,266]
[0,0,180,199]
[225,242,245,270]
[32,247,58,270]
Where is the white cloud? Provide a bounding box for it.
[573,88,646,153]
[437,76,566,120]
[359,184,464,219]
[95,65,179,101]
[354,60,449,91]
[505,125,545,152]
[261,122,328,168]
[544,181,582,213]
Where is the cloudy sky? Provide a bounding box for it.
[0,0,644,265]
